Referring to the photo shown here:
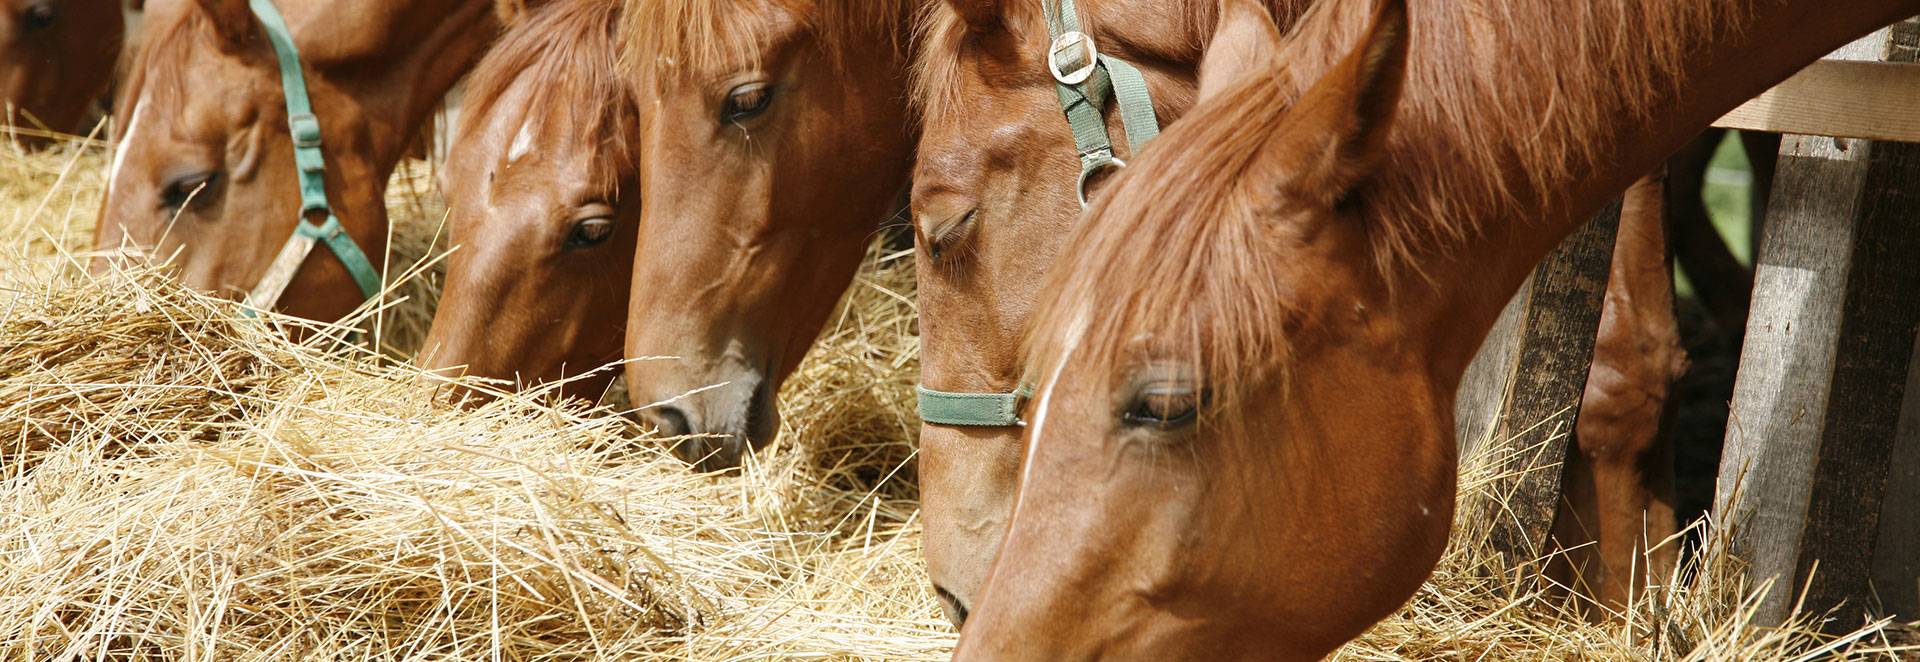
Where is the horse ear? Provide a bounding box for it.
[1273,0,1407,205]
[193,0,260,54]
[943,0,1003,32]
[1196,0,1284,104]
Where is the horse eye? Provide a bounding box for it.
[566,217,615,248]
[1122,385,1200,429]
[159,171,218,213]
[21,1,55,30]
[721,83,774,123]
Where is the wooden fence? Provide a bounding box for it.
[1459,18,1920,626]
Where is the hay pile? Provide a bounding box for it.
[1,136,1912,660]
[0,131,450,357]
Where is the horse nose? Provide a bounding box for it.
[645,376,778,473]
[647,405,693,437]
[672,436,744,474]
[645,406,731,472]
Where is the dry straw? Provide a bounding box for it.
[0,135,1912,660]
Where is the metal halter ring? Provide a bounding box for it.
[1048,31,1099,86]
[1076,157,1125,208]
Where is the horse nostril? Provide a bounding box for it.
[744,379,777,449]
[934,584,969,627]
[650,405,692,437]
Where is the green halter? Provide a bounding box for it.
[240,0,384,311]
[915,0,1161,428]
[1042,0,1160,206]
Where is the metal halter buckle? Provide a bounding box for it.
[288,113,323,148]
[1048,31,1099,86]
[1076,157,1125,208]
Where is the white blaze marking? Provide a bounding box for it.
[108,97,147,195]
[1010,310,1090,523]
[506,116,537,163]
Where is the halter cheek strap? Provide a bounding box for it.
[915,0,1162,428]
[1045,0,1160,207]
[241,0,383,311]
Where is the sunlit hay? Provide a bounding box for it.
[0,124,108,262]
[372,158,453,358]
[0,256,779,658]
[1337,430,1917,661]
[692,241,951,659]
[3,128,1915,661]
[741,243,922,538]
[0,131,452,358]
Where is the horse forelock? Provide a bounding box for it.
[620,0,916,81]
[119,8,210,121]
[105,7,218,198]
[463,0,638,190]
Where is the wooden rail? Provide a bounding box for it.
[1714,59,1920,142]
[1461,24,1920,624]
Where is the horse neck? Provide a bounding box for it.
[294,0,498,173]
[1336,0,1920,378]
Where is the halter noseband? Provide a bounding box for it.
[241,0,383,311]
[915,0,1161,428]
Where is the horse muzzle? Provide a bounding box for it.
[641,371,778,472]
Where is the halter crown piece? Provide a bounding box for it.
[241,0,384,311]
[914,0,1161,428]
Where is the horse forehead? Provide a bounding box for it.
[494,99,592,170]
[466,103,599,203]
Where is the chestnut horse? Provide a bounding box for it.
[971,0,1915,656]
[0,0,121,145]
[911,0,1325,623]
[618,0,917,471]
[914,0,1766,628]
[421,0,639,401]
[95,0,496,322]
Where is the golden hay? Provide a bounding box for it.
[0,130,450,358]
[0,135,1912,660]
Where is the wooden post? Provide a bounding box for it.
[1872,332,1920,617]
[1713,22,1920,627]
[1480,201,1622,563]
[1454,286,1526,458]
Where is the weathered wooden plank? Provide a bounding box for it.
[1873,331,1920,617]
[1454,283,1527,459]
[1485,200,1622,564]
[1713,22,1920,627]
[1714,59,1920,142]
[1869,20,1920,622]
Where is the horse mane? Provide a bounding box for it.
[1024,0,1736,413]
[1271,0,1729,272]
[620,0,916,79]
[461,0,637,188]
[909,0,1041,118]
